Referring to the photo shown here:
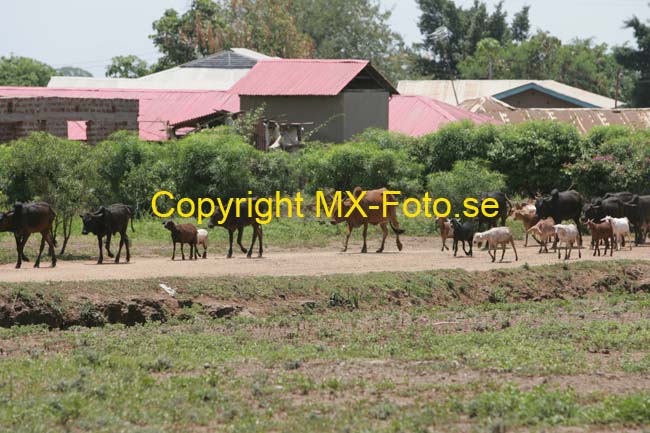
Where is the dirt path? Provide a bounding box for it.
[0,236,648,283]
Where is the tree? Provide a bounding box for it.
[615,11,650,107]
[290,0,412,80]
[55,66,92,77]
[511,5,530,42]
[0,55,55,86]
[105,55,151,78]
[149,0,313,71]
[458,32,634,100]
[414,0,529,77]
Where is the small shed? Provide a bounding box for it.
[230,59,398,143]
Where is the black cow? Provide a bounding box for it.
[622,195,650,245]
[0,202,56,269]
[582,196,625,223]
[604,191,635,204]
[477,192,512,232]
[535,189,584,247]
[208,199,267,258]
[80,204,134,264]
[449,218,475,257]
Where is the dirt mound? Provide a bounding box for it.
[1,261,649,329]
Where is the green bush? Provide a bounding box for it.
[413,121,497,173]
[488,121,582,195]
[302,141,423,196]
[566,129,650,198]
[426,159,506,212]
[92,131,175,213]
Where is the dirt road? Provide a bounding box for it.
[0,237,648,283]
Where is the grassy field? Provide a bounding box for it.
[2,261,650,432]
[0,210,529,265]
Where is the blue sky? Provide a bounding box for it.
[2,0,648,77]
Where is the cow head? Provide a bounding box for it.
[535,191,559,220]
[0,211,15,233]
[208,208,223,228]
[582,203,600,223]
[80,207,106,235]
[163,220,176,231]
[330,197,352,225]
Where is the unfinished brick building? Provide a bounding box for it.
[0,96,139,144]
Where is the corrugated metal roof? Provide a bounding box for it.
[229,59,397,96]
[181,48,275,69]
[460,96,650,133]
[389,95,498,137]
[0,87,240,141]
[397,80,619,109]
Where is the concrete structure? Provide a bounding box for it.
[231,59,397,143]
[0,87,239,141]
[460,96,650,133]
[48,48,274,91]
[0,96,138,144]
[397,80,620,109]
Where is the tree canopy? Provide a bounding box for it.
[0,55,55,86]
[414,0,531,77]
[458,32,634,101]
[106,55,151,78]
[615,9,650,107]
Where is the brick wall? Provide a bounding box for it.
[0,97,139,144]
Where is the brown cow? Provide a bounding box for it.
[0,202,57,268]
[329,187,404,253]
[437,217,453,251]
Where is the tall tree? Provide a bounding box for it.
[511,5,530,42]
[105,55,151,78]
[615,12,650,107]
[149,0,313,71]
[290,0,411,80]
[415,0,530,77]
[0,55,55,86]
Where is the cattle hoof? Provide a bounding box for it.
[202,253,207,259]
[108,253,115,258]
[376,249,383,253]
[15,264,21,269]
[397,244,403,251]
[97,260,103,265]
[33,263,40,268]
[51,261,57,268]
[115,258,120,264]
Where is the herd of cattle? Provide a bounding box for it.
[0,188,648,269]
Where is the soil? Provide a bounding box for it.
[0,236,647,283]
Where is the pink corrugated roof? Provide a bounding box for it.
[229,59,396,96]
[0,87,240,141]
[389,95,499,137]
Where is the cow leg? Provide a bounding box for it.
[105,233,114,258]
[34,232,48,268]
[511,240,518,261]
[97,235,104,264]
[14,234,26,269]
[44,231,56,267]
[500,243,506,263]
[237,227,247,254]
[124,232,131,263]
[171,242,176,260]
[14,233,29,262]
[573,217,583,247]
[524,231,528,247]
[181,242,186,260]
[360,223,368,254]
[115,234,124,263]
[226,230,234,258]
[377,223,387,253]
[453,239,458,257]
[256,225,263,257]
[247,226,258,259]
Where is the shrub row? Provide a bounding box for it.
[0,121,649,220]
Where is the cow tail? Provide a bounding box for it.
[505,194,513,215]
[389,220,405,235]
[50,207,58,247]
